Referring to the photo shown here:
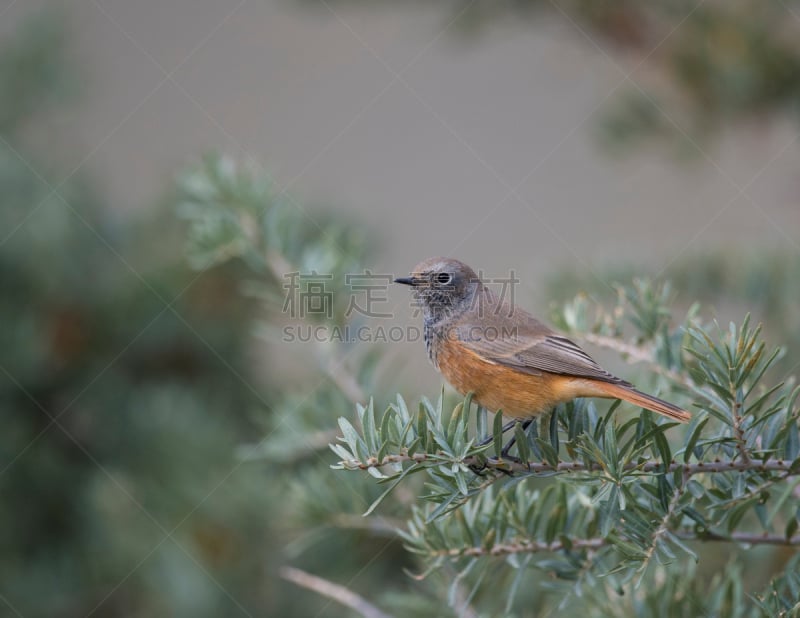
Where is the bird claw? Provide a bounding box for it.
[485,456,518,476]
[468,460,487,476]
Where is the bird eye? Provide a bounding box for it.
[436,272,452,285]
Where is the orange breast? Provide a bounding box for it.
[434,336,596,418]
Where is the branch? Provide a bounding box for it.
[433,532,800,559]
[436,538,608,558]
[679,531,800,546]
[239,428,341,462]
[444,567,481,618]
[280,566,393,618]
[731,399,751,464]
[345,453,798,477]
[715,468,797,510]
[329,513,404,537]
[639,467,687,575]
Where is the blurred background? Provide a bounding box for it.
[1,1,799,616]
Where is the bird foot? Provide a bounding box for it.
[485,456,519,476]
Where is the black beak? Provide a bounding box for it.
[394,277,417,286]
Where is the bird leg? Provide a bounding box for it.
[470,420,518,476]
[471,419,533,476]
[476,420,517,448]
[500,419,533,459]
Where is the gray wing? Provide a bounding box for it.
[455,318,630,386]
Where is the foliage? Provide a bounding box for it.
[176,153,423,614]
[333,280,800,615]
[175,153,800,616]
[7,4,799,615]
[534,1,800,149]
[318,0,800,151]
[545,252,800,377]
[1,17,315,618]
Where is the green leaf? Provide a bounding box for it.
[535,438,560,468]
[462,391,474,417]
[395,394,411,424]
[544,486,568,543]
[599,486,621,537]
[686,480,705,499]
[378,407,396,456]
[506,554,532,614]
[683,416,709,463]
[363,464,423,516]
[493,411,504,457]
[360,399,378,454]
[664,534,695,567]
[786,517,798,540]
[329,443,356,465]
[338,417,364,458]
[549,409,560,456]
[653,422,672,469]
[744,346,780,398]
[515,421,531,463]
[604,419,619,475]
[594,400,621,442]
[426,490,467,522]
[417,402,429,451]
[476,405,488,441]
[454,468,469,496]
[655,475,672,512]
[786,420,800,461]
[755,503,769,530]
[447,402,464,443]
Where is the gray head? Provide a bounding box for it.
[395,257,483,322]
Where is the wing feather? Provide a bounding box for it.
[453,320,630,386]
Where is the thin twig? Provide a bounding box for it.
[434,531,800,559]
[638,471,686,575]
[715,469,797,510]
[329,513,405,536]
[731,400,751,464]
[280,566,393,618]
[344,453,798,477]
[239,429,340,462]
[444,566,481,618]
[677,531,800,546]
[438,538,608,557]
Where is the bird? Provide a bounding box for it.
[395,257,690,426]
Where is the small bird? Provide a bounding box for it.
[395,257,690,424]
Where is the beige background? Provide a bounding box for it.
[3,0,798,390]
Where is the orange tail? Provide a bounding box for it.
[592,382,691,423]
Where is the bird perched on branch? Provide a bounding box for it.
[395,257,690,426]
